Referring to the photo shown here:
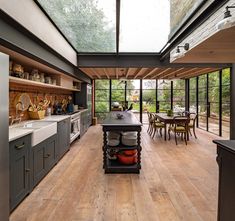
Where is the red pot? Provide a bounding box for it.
[117,153,137,165]
[123,149,137,156]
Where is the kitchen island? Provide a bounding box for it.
[102,111,142,173]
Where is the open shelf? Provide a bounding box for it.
[105,159,140,174]
[9,76,80,92]
[105,144,140,150]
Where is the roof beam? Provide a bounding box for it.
[103,68,110,79]
[115,68,118,79]
[158,68,184,79]
[182,68,220,79]
[167,68,199,79]
[77,54,231,68]
[151,68,171,79]
[134,68,149,79]
[143,68,159,79]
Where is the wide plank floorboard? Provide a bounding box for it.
[10,124,219,221]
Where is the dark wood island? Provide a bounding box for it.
[102,111,142,173]
[213,140,235,221]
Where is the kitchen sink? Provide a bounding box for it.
[19,121,57,146]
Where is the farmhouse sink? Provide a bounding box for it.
[21,121,57,146]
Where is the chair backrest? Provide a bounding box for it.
[173,116,190,130]
[182,111,190,117]
[189,112,197,126]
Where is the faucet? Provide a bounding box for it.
[11,101,24,125]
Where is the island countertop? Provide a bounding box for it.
[102,111,142,126]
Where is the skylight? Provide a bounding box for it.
[37,0,116,53]
[119,0,170,52]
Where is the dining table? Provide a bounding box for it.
[155,113,189,141]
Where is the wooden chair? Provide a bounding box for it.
[147,112,154,135]
[188,112,197,139]
[168,116,190,145]
[152,114,165,138]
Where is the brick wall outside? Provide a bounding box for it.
[9,83,72,122]
[170,0,235,61]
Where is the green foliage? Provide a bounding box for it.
[38,0,115,52]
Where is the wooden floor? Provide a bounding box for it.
[10,125,221,221]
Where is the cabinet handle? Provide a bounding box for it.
[15,142,25,149]
[25,168,30,172]
[44,153,51,158]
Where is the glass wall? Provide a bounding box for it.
[126,80,140,120]
[173,79,185,112]
[189,68,231,137]
[95,80,110,122]
[189,77,196,112]
[208,71,220,134]
[198,75,207,130]
[94,69,231,138]
[222,68,230,138]
[111,80,125,105]
[158,80,171,111]
[142,80,156,123]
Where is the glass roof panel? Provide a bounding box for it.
[170,0,204,38]
[119,0,170,52]
[37,0,116,52]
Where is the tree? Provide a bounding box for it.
[38,0,115,52]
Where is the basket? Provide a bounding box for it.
[28,110,45,119]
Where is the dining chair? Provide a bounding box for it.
[188,112,197,139]
[147,112,154,135]
[152,114,165,138]
[168,116,190,145]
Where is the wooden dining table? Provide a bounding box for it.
[155,113,189,141]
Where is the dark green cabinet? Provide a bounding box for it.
[33,134,57,186]
[57,118,70,159]
[10,134,31,211]
[80,110,90,137]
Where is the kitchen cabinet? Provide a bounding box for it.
[213,140,235,221]
[80,110,91,137]
[10,134,31,211]
[57,118,70,159]
[33,134,57,187]
[74,83,92,126]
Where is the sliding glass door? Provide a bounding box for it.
[198,75,207,130]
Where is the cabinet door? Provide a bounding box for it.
[45,135,57,171]
[58,119,70,158]
[33,140,47,186]
[10,135,30,210]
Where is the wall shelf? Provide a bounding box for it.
[9,76,80,92]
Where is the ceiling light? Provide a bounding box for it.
[171,43,189,60]
[217,6,235,30]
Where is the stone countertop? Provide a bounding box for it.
[9,127,33,142]
[42,115,71,122]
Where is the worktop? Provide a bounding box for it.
[213,140,235,153]
[102,111,142,126]
[9,115,71,142]
[42,115,70,122]
[9,127,33,142]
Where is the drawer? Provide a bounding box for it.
[10,135,31,153]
